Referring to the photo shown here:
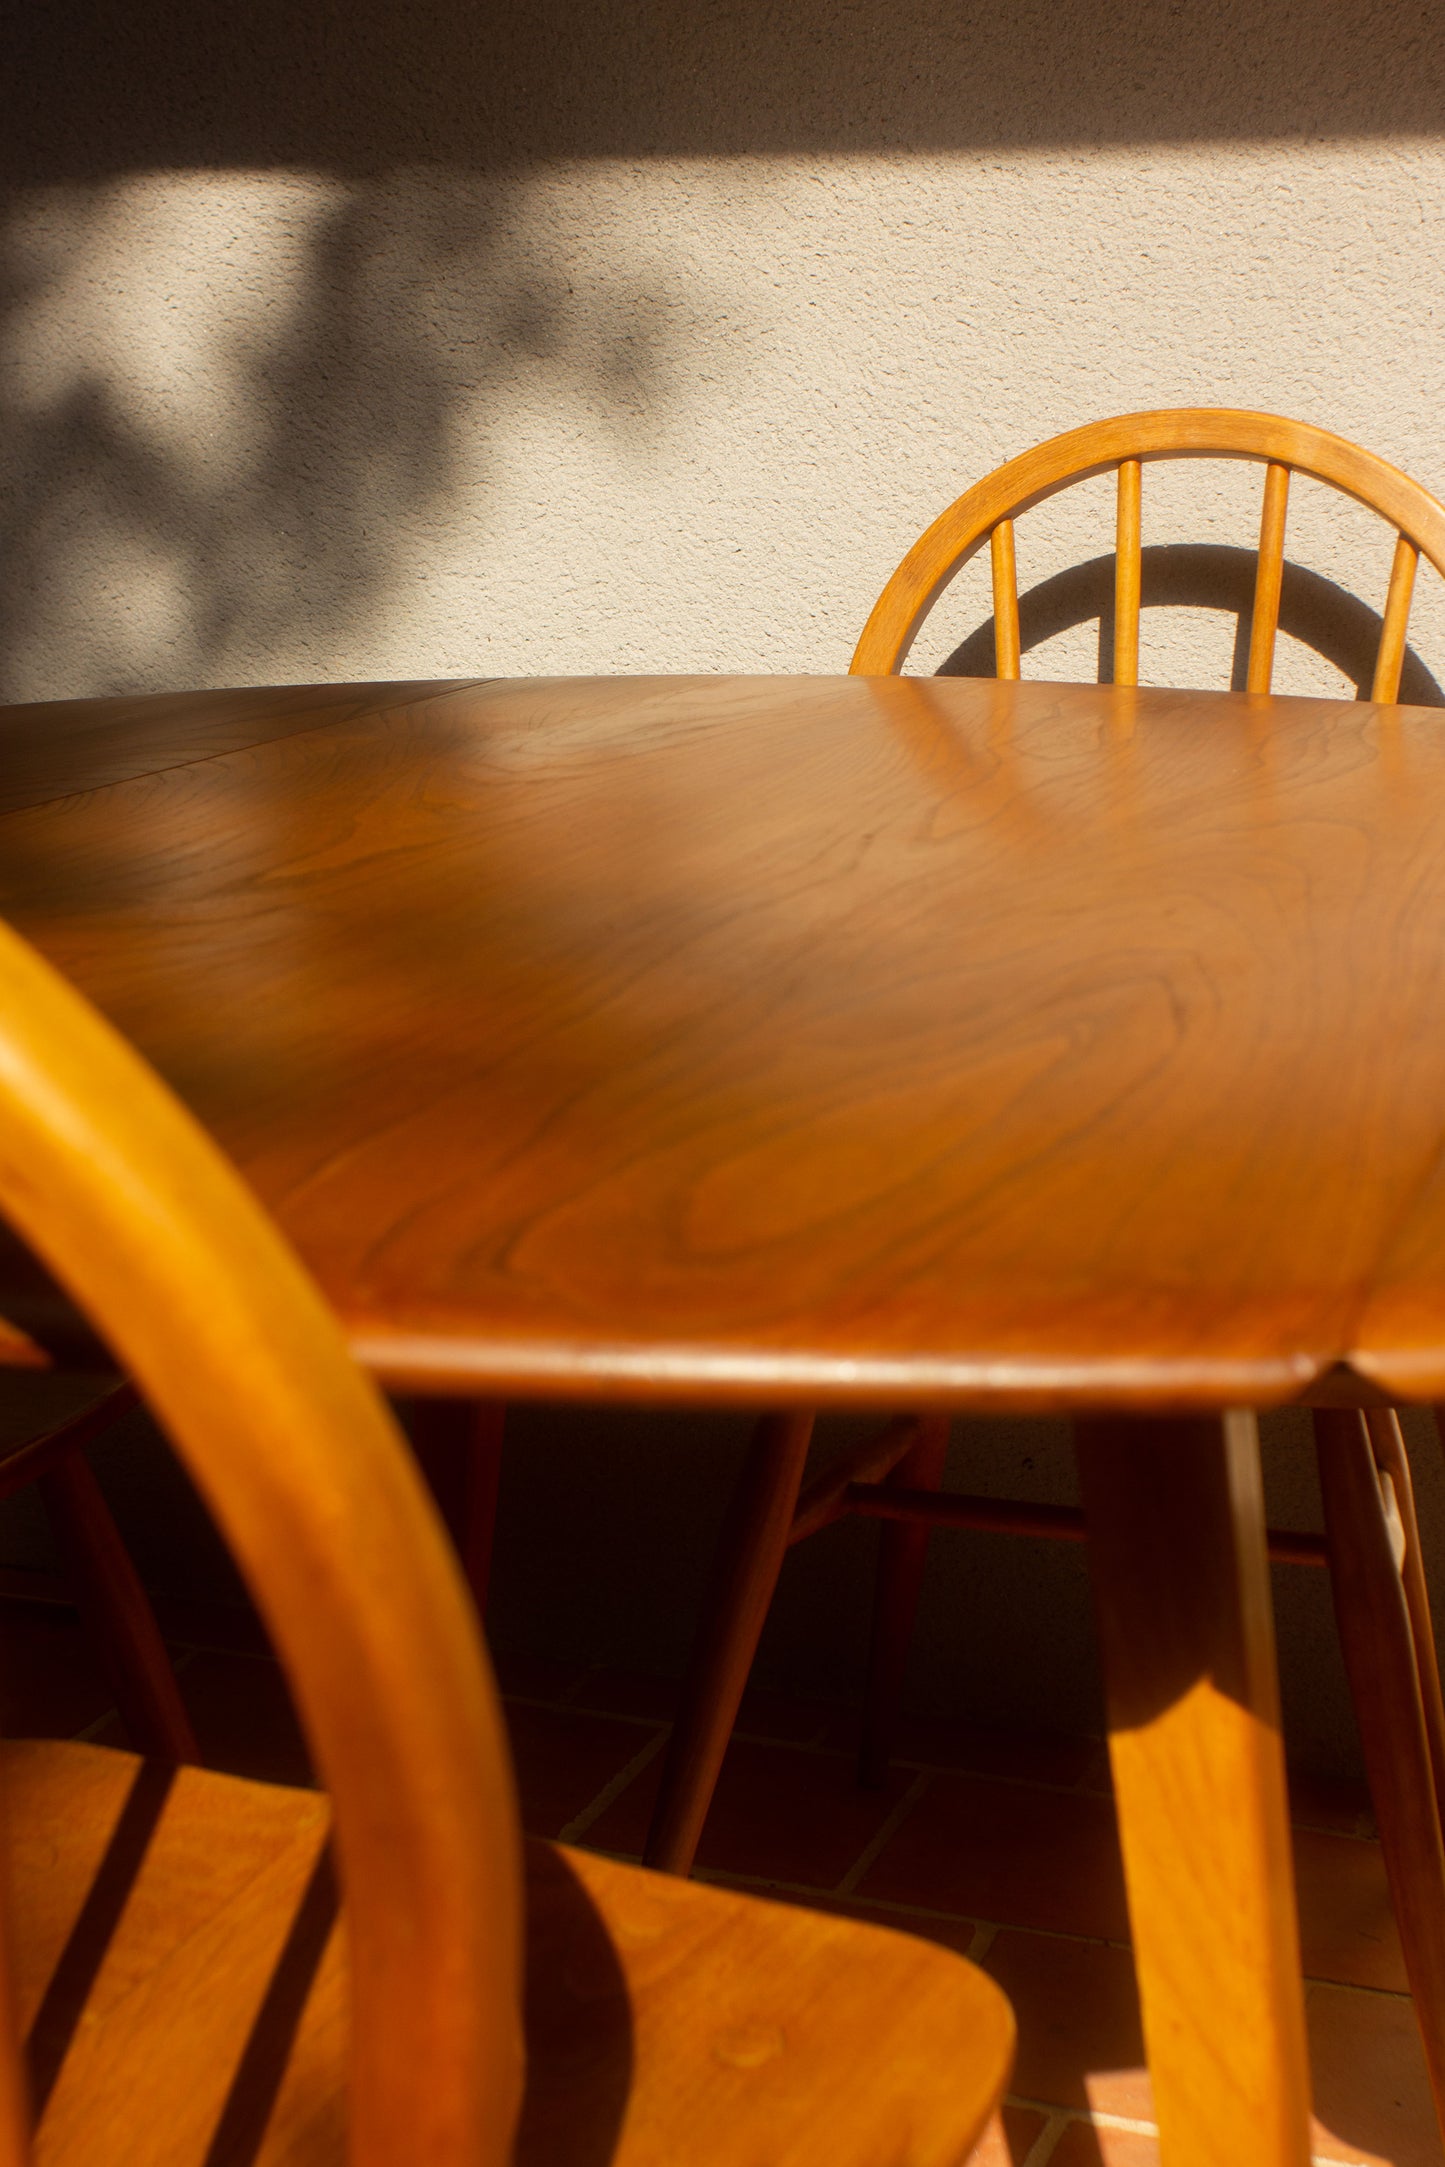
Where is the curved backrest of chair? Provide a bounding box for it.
[0,919,523,2167]
[851,409,1445,695]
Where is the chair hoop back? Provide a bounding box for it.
[851,409,1445,682]
[0,920,524,2167]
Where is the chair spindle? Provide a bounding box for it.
[1113,460,1141,686]
[852,411,1445,680]
[1246,462,1291,694]
[1372,534,1420,704]
[990,520,1021,680]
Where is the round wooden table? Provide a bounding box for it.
[5,670,1445,2165]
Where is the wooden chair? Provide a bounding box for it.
[0,912,1014,2165]
[643,409,1445,2127]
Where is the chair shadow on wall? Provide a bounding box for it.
[936,542,1445,704]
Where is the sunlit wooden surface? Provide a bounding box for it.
[5,671,1445,1408]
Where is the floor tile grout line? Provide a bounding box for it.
[556,1730,669,1845]
[503,1855,1418,2146]
[602,1865,1414,2004]
[996,2091,1387,2160]
[505,1692,846,1758]
[1007,2100,1163,2141]
[731,1722,833,1750]
[673,1874,1139,1952]
[500,1706,1409,1988]
[1086,2108,1161,2136]
[833,1770,932,1896]
[499,1695,1380,1837]
[504,1692,667,1734]
[69,1705,123,1745]
[170,1643,274,1670]
[1008,2094,1373,2167]
[63,1651,205,1748]
[521,1707,1111,1795]
[966,1921,998,1965]
[910,1907,1131,1949]
[1303,1973,1415,2004]
[504,1698,834,1753]
[1017,2112,1071,2167]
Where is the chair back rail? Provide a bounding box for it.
[851,408,1445,696]
[0,920,524,2167]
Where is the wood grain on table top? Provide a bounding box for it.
[2,671,1445,1411]
[0,680,488,817]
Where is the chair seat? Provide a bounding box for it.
[6,1739,1012,2167]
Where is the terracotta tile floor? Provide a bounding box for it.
[7,1598,1442,2166]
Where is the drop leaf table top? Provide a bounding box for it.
[1,670,1443,1411]
[5,668,1437,2167]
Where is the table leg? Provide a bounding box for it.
[1075,1411,1312,2167]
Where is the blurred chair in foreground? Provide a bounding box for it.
[0,914,1014,2166]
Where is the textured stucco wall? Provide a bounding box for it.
[6,4,1445,702]
[6,2,1445,1760]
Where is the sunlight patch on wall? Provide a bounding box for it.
[3,143,1445,701]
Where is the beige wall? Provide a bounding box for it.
[6,4,1445,702]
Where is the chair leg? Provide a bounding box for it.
[38,1452,197,1762]
[1316,1408,1445,2136]
[858,1412,950,1788]
[409,1398,506,1616]
[643,1410,815,1876]
[1366,1409,1445,1816]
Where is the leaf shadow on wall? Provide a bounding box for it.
[0,173,676,699]
[937,544,1445,703]
[4,0,1445,696]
